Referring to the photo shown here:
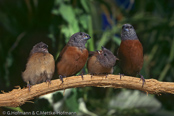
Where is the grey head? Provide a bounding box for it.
[30,42,49,55]
[68,32,91,49]
[97,46,117,68]
[121,24,138,41]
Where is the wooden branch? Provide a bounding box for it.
[1,74,174,107]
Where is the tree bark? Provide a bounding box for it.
[0,74,174,107]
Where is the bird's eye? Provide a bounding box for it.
[104,53,107,56]
[130,26,133,28]
[43,45,48,48]
[80,32,83,35]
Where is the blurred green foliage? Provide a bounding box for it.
[0,0,174,115]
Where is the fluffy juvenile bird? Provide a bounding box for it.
[56,32,90,82]
[87,46,118,76]
[22,42,55,91]
[118,24,145,87]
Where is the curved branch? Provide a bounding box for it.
[0,74,174,107]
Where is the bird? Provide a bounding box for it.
[87,46,118,77]
[56,32,91,82]
[118,24,145,87]
[22,42,55,91]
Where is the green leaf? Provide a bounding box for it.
[80,0,89,13]
[61,25,71,43]
[168,38,174,62]
[61,23,80,43]
[112,36,121,45]
[65,88,79,112]
[51,9,60,15]
[5,107,23,112]
[79,15,88,30]
[87,15,94,51]
[69,20,80,34]
[54,0,63,5]
[159,64,171,81]
[59,3,80,43]
[97,31,110,50]
[59,4,76,24]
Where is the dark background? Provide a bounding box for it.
[0,0,174,115]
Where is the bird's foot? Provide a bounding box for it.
[46,79,51,86]
[105,73,108,78]
[27,82,31,92]
[79,68,85,80]
[90,74,93,78]
[119,73,124,80]
[80,72,84,80]
[59,75,64,83]
[138,73,145,87]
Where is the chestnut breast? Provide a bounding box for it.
[57,46,88,76]
[118,40,143,76]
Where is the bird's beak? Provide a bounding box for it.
[97,50,100,54]
[124,28,129,32]
[101,46,106,50]
[84,35,91,40]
